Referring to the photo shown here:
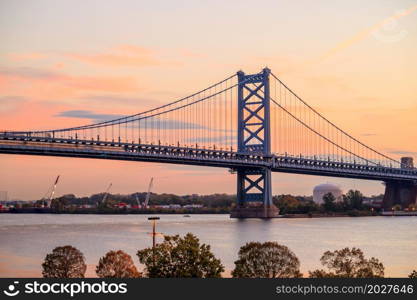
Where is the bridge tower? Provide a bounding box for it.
[231,68,279,218]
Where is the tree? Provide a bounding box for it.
[392,204,402,211]
[409,270,417,278]
[137,233,224,278]
[42,245,86,278]
[96,250,141,278]
[232,242,302,278]
[50,194,72,211]
[343,190,364,210]
[309,247,384,278]
[322,192,336,212]
[275,195,300,214]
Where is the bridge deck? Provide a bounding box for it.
[1,136,416,183]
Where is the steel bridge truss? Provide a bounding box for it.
[237,68,273,206]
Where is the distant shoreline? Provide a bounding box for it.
[1,208,230,215]
[2,208,416,217]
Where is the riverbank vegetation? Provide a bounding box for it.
[41,233,415,278]
[6,189,386,217]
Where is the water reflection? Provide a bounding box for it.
[0,214,416,277]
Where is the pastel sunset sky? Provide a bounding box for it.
[1,0,416,200]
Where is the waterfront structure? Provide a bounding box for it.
[313,183,343,204]
[1,68,417,217]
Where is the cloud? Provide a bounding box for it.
[64,45,175,67]
[79,95,161,107]
[388,150,417,157]
[0,67,60,80]
[5,44,191,70]
[55,110,206,130]
[177,49,204,58]
[0,96,27,113]
[55,110,125,123]
[0,67,140,100]
[361,133,377,137]
[151,119,205,130]
[186,136,237,144]
[8,52,47,61]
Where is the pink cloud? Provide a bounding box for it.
[8,52,47,61]
[6,44,190,68]
[64,44,171,67]
[0,67,141,100]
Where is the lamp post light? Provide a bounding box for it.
[148,217,160,248]
[148,216,160,266]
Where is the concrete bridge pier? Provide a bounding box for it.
[230,167,279,218]
[383,180,417,210]
[383,157,417,210]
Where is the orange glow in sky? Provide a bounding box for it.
[1,0,416,200]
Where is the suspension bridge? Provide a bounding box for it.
[1,68,416,217]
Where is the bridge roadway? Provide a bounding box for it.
[1,135,417,183]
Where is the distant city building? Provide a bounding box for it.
[152,204,182,209]
[313,183,343,204]
[183,204,203,209]
[362,198,383,209]
[116,202,130,208]
[168,204,181,209]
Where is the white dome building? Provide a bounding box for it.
[313,183,343,204]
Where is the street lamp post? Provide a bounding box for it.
[148,217,160,266]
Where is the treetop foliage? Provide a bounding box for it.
[42,245,86,278]
[309,247,384,278]
[137,233,224,278]
[96,250,141,278]
[232,241,302,278]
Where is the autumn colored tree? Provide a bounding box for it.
[232,242,302,278]
[309,247,384,278]
[137,233,224,278]
[392,204,402,211]
[96,250,141,278]
[275,195,300,214]
[42,245,86,278]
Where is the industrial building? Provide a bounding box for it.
[313,183,343,204]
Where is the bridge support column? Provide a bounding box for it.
[230,68,279,218]
[383,181,417,210]
[231,167,279,218]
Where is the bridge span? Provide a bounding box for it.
[1,68,416,217]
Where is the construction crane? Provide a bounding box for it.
[144,177,154,208]
[101,183,112,206]
[41,175,60,208]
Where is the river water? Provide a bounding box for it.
[0,214,416,277]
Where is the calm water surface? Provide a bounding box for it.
[0,214,416,277]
